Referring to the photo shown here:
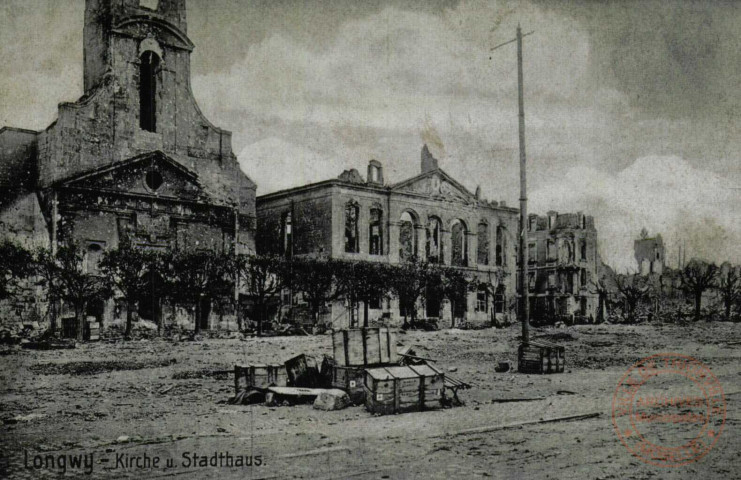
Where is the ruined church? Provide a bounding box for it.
[0,0,256,329]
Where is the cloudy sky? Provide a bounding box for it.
[1,0,739,271]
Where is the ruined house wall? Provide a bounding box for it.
[523,211,601,322]
[256,187,334,257]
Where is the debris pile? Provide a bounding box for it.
[229,327,472,414]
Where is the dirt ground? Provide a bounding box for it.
[1,321,739,479]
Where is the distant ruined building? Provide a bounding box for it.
[0,0,256,331]
[518,211,603,324]
[634,229,665,275]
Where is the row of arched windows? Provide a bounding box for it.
[343,203,508,266]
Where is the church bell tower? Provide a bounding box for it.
[84,0,190,93]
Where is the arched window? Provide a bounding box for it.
[477,222,489,265]
[344,202,359,253]
[451,220,468,266]
[399,211,417,262]
[281,211,292,257]
[496,225,506,266]
[140,51,160,132]
[369,207,383,255]
[426,216,443,263]
[86,243,104,275]
[580,239,587,260]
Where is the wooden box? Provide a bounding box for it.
[285,354,321,387]
[332,328,398,367]
[518,341,565,374]
[234,364,287,394]
[364,365,444,415]
[330,365,366,404]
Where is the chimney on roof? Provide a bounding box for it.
[367,159,384,185]
[421,144,438,173]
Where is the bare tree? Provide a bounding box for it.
[99,241,162,338]
[236,254,285,335]
[680,259,718,321]
[51,243,112,341]
[615,274,650,323]
[718,262,741,322]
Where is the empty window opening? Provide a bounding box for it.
[86,243,104,274]
[145,170,163,191]
[369,208,383,255]
[282,211,292,257]
[496,225,506,266]
[344,202,359,253]
[139,51,160,132]
[476,286,488,312]
[477,222,489,265]
[399,211,417,261]
[426,217,443,263]
[451,220,468,266]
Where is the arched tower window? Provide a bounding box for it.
[140,51,160,132]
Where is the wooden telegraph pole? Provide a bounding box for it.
[491,25,533,344]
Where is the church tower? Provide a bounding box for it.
[84,0,189,94]
[1,0,255,331]
[32,0,256,255]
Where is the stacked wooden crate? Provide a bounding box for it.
[517,340,565,374]
[332,328,398,366]
[364,365,445,415]
[330,364,366,404]
[330,328,399,405]
[234,364,288,394]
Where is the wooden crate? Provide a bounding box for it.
[518,341,565,374]
[285,354,321,387]
[364,365,444,415]
[331,365,366,404]
[234,364,287,394]
[332,328,398,367]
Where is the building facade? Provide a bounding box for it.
[0,0,256,331]
[256,146,519,329]
[520,211,601,324]
[634,230,665,275]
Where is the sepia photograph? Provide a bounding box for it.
[0,0,739,478]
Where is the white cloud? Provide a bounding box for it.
[531,155,741,272]
[238,137,352,195]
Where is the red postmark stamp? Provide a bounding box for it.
[612,353,726,467]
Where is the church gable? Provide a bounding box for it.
[392,170,475,203]
[59,152,211,203]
